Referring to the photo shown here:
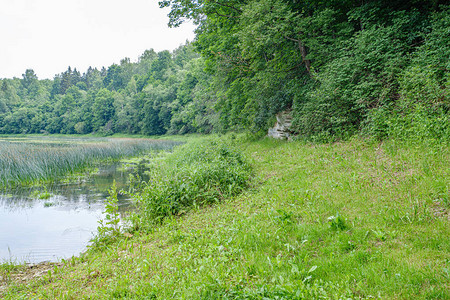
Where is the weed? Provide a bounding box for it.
[90,181,123,250]
[327,213,348,231]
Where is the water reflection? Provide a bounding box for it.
[0,162,134,264]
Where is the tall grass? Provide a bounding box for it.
[0,138,180,189]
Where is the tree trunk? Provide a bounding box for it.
[297,39,311,75]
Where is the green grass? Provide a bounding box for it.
[0,136,181,189]
[1,136,449,299]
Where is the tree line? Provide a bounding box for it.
[0,44,218,135]
[1,0,449,141]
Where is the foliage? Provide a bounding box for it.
[0,43,215,137]
[0,3,449,141]
[365,7,450,141]
[158,0,449,141]
[90,181,123,250]
[131,137,252,227]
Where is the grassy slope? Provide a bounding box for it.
[1,137,449,299]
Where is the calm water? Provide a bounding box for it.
[0,163,134,264]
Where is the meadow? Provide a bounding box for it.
[0,136,180,189]
[1,135,448,299]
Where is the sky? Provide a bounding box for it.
[0,0,196,79]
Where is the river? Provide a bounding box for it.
[0,162,134,264]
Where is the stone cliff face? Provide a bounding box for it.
[268,110,293,140]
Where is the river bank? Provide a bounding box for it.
[1,136,449,299]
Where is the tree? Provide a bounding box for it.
[21,69,40,97]
[59,66,81,94]
[92,88,116,132]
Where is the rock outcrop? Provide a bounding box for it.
[268,109,293,140]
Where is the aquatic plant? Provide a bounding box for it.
[0,137,180,189]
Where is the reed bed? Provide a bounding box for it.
[0,138,180,189]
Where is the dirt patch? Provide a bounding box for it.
[431,200,449,221]
[0,261,63,295]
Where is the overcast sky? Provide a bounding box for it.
[0,0,196,79]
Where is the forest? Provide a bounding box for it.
[0,0,449,141]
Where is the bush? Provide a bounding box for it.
[364,7,450,142]
[131,138,252,227]
[293,22,408,140]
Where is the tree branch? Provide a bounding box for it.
[210,0,242,13]
[210,9,239,18]
[284,35,312,75]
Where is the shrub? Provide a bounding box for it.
[131,138,252,227]
[293,22,408,140]
[364,7,450,142]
